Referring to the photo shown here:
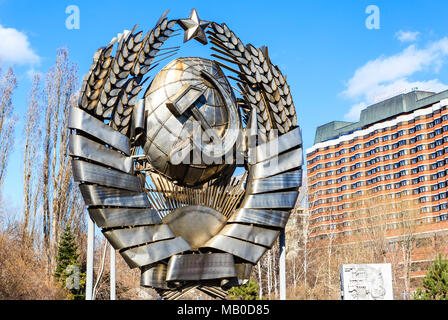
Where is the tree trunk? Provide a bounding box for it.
[257,262,263,299]
[267,250,272,298]
[22,74,42,243]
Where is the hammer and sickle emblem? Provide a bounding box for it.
[167,69,240,164]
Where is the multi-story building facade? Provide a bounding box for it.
[306,90,448,288]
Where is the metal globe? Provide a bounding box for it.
[143,57,241,187]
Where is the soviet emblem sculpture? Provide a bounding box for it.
[69,8,303,299]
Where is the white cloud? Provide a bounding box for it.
[395,30,420,43]
[363,78,448,104]
[343,38,448,99]
[345,102,367,121]
[0,24,40,65]
[342,37,448,121]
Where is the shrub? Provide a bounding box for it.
[413,254,448,300]
[228,278,261,300]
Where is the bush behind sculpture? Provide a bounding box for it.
[413,254,448,300]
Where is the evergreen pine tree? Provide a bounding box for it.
[228,278,261,300]
[54,225,86,300]
[413,254,448,300]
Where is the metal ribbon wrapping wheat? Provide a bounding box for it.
[69,8,303,299]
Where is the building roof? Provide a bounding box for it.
[314,90,448,144]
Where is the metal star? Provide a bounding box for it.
[177,8,210,45]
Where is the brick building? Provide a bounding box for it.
[306,90,448,288]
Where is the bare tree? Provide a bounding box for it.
[273,243,279,298]
[266,249,272,297]
[395,197,419,299]
[0,66,18,201]
[285,204,315,299]
[40,48,81,271]
[257,261,263,299]
[321,200,338,298]
[22,74,43,242]
[294,176,327,299]
[301,209,310,293]
[351,191,389,262]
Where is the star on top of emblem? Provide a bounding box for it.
[177,8,210,45]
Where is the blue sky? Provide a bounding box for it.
[1,0,448,208]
